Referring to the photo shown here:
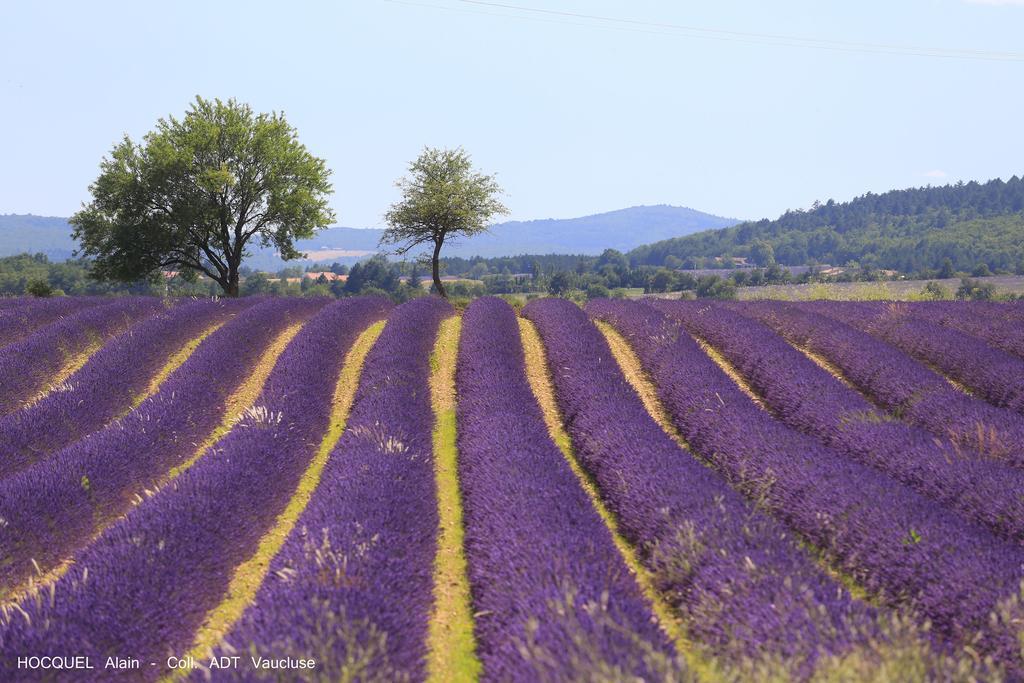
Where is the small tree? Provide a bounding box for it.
[547,271,576,297]
[380,147,508,298]
[586,283,610,300]
[696,275,737,300]
[649,269,674,293]
[407,264,423,291]
[71,96,334,296]
[242,272,272,296]
[750,240,776,267]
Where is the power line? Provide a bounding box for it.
[382,0,1024,62]
[458,0,1021,59]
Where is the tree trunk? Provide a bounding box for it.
[226,264,240,297]
[432,238,446,298]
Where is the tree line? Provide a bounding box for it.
[70,97,507,298]
[26,95,1024,301]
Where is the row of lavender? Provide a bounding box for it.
[0,297,391,681]
[588,299,1024,674]
[0,297,323,597]
[0,297,168,415]
[1,295,1021,678]
[805,301,1024,415]
[0,298,252,480]
[744,302,1024,468]
[907,301,1024,358]
[521,298,893,678]
[457,297,677,680]
[205,296,452,681]
[655,300,1024,543]
[0,296,106,348]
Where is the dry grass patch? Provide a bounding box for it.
[164,322,305,482]
[3,321,309,609]
[792,342,861,392]
[594,320,693,448]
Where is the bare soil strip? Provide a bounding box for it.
[164,322,305,482]
[791,341,861,391]
[687,334,769,410]
[594,320,694,449]
[23,340,104,409]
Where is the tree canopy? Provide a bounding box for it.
[380,147,508,297]
[71,96,334,296]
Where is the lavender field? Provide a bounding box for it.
[1,295,1023,681]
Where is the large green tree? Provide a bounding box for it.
[71,96,334,296]
[380,147,508,297]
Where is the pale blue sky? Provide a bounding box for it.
[1,0,1022,227]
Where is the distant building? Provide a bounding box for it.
[303,272,347,282]
[818,266,846,277]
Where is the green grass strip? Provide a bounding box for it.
[426,314,481,683]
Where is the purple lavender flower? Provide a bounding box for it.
[458,297,678,680]
[744,302,1024,469]
[651,300,1024,543]
[0,297,166,415]
[808,301,1024,414]
[0,298,323,597]
[0,298,253,479]
[907,301,1024,359]
[0,297,106,348]
[522,298,880,676]
[588,298,1024,673]
[0,297,391,681]
[208,297,452,682]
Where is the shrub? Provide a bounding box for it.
[26,279,54,297]
[955,278,995,301]
[695,276,737,300]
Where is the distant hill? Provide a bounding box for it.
[448,205,739,257]
[0,215,80,262]
[0,205,738,269]
[629,176,1024,274]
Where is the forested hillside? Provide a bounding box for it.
[629,177,1024,273]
